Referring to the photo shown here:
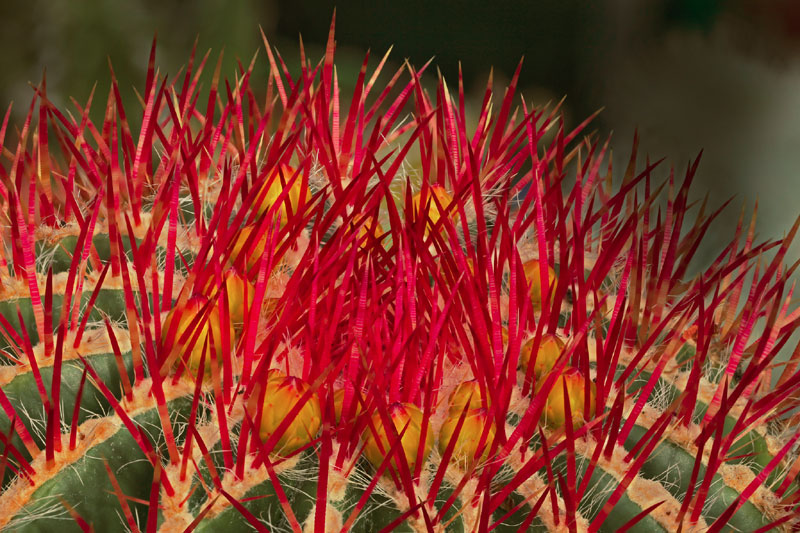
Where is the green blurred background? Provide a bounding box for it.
[2,0,800,268]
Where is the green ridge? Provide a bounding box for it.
[0,290,127,353]
[551,452,667,533]
[624,424,773,531]
[5,395,192,532]
[35,232,196,275]
[0,348,134,486]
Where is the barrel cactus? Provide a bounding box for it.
[0,19,798,532]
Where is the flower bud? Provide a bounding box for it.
[447,381,490,415]
[485,326,509,350]
[332,388,363,424]
[254,370,322,456]
[438,408,495,470]
[539,367,596,430]
[162,296,233,373]
[520,334,565,377]
[348,214,384,249]
[253,164,310,225]
[411,185,458,235]
[522,259,557,312]
[362,403,433,476]
[228,225,267,273]
[201,269,254,327]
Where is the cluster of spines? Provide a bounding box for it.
[0,14,798,532]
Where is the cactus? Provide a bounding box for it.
[0,17,799,532]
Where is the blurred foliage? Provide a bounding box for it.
[0,1,619,133]
[0,0,275,130]
[0,1,726,136]
[666,0,725,30]
[277,2,604,114]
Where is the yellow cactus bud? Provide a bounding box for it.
[411,185,458,235]
[539,367,596,430]
[254,370,322,456]
[200,269,255,326]
[520,333,565,377]
[362,403,433,476]
[228,225,267,273]
[485,326,509,349]
[522,259,557,312]
[332,388,363,424]
[348,214,384,249]
[447,381,490,415]
[161,296,234,373]
[438,408,495,469]
[253,164,310,225]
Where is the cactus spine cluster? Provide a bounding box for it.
[0,17,799,532]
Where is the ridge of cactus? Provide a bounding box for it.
[0,15,799,532]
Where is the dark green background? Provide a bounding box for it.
[0,1,730,132]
